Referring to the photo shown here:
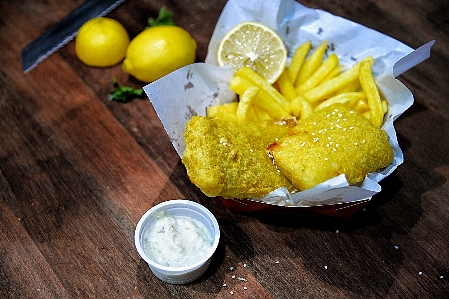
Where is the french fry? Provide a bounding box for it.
[236,86,259,121]
[359,59,383,127]
[248,106,260,122]
[291,95,313,119]
[304,56,373,104]
[349,97,369,114]
[314,92,366,112]
[320,64,343,83]
[215,110,239,122]
[207,102,238,118]
[295,40,328,86]
[296,53,339,94]
[361,110,371,121]
[254,88,292,119]
[276,68,298,101]
[235,67,291,113]
[253,106,272,121]
[207,102,239,122]
[381,100,388,114]
[287,41,311,83]
[334,77,361,94]
[230,76,291,119]
[229,75,251,95]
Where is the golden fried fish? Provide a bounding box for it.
[182,116,295,198]
[268,104,394,190]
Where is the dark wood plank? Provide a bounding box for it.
[0,0,448,298]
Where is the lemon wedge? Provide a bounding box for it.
[217,21,287,84]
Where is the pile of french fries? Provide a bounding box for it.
[207,40,388,128]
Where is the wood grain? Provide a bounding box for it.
[0,0,448,298]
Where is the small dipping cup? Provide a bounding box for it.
[134,199,220,284]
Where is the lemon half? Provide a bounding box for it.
[217,21,287,84]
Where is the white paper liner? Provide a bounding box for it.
[143,0,433,207]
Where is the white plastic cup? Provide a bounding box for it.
[134,199,220,284]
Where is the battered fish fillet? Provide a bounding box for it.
[182,116,295,199]
[268,103,394,190]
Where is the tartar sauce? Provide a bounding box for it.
[143,210,214,267]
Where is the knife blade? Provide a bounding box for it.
[21,0,126,73]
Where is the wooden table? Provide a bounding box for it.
[1,0,448,298]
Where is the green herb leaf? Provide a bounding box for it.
[108,79,145,102]
[148,6,175,27]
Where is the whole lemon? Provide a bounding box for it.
[122,26,197,83]
[75,17,130,67]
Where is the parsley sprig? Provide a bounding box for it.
[109,7,175,102]
[148,6,174,27]
[108,79,144,102]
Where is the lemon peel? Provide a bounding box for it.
[75,17,130,67]
[123,25,197,83]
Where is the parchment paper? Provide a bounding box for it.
[144,0,433,207]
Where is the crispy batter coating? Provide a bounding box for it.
[268,104,394,190]
[182,116,294,198]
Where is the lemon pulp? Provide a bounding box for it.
[217,21,287,84]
